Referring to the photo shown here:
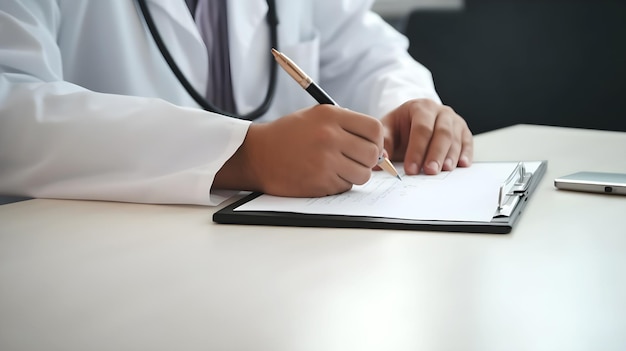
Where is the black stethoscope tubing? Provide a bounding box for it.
[136,0,279,120]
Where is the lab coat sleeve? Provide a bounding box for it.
[313,0,442,119]
[0,2,249,205]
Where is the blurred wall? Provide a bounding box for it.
[373,0,463,29]
[403,1,626,133]
[373,0,463,17]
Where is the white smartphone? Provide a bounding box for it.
[554,171,626,195]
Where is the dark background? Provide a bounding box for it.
[402,0,626,134]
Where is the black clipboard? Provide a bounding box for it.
[213,161,547,234]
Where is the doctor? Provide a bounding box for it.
[0,0,473,205]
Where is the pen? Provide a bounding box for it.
[271,48,401,181]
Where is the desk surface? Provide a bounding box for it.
[1,125,625,351]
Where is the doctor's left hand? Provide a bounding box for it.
[381,98,473,176]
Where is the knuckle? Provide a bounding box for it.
[313,124,339,146]
[412,119,434,136]
[372,117,384,133]
[314,103,336,115]
[361,114,384,141]
[409,98,438,111]
[437,125,454,139]
[440,104,456,115]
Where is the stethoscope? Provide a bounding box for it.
[136,0,279,120]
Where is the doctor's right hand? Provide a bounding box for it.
[214,104,384,197]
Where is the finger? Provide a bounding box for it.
[458,127,474,167]
[339,130,381,169]
[326,105,384,149]
[306,172,353,197]
[402,106,438,175]
[440,118,469,171]
[316,128,375,186]
[442,135,461,172]
[329,173,354,195]
[422,110,455,175]
[336,153,373,186]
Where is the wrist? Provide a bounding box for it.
[213,124,264,192]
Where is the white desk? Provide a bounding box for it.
[1,125,625,351]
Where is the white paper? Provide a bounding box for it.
[235,162,540,223]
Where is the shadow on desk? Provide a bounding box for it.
[404,0,626,134]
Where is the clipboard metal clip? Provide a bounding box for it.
[498,162,533,211]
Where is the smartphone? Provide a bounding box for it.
[554,171,626,195]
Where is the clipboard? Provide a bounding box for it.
[213,161,547,234]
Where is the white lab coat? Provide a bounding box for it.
[0,0,440,205]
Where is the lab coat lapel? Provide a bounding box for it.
[143,0,271,114]
[144,0,208,96]
[228,0,272,115]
